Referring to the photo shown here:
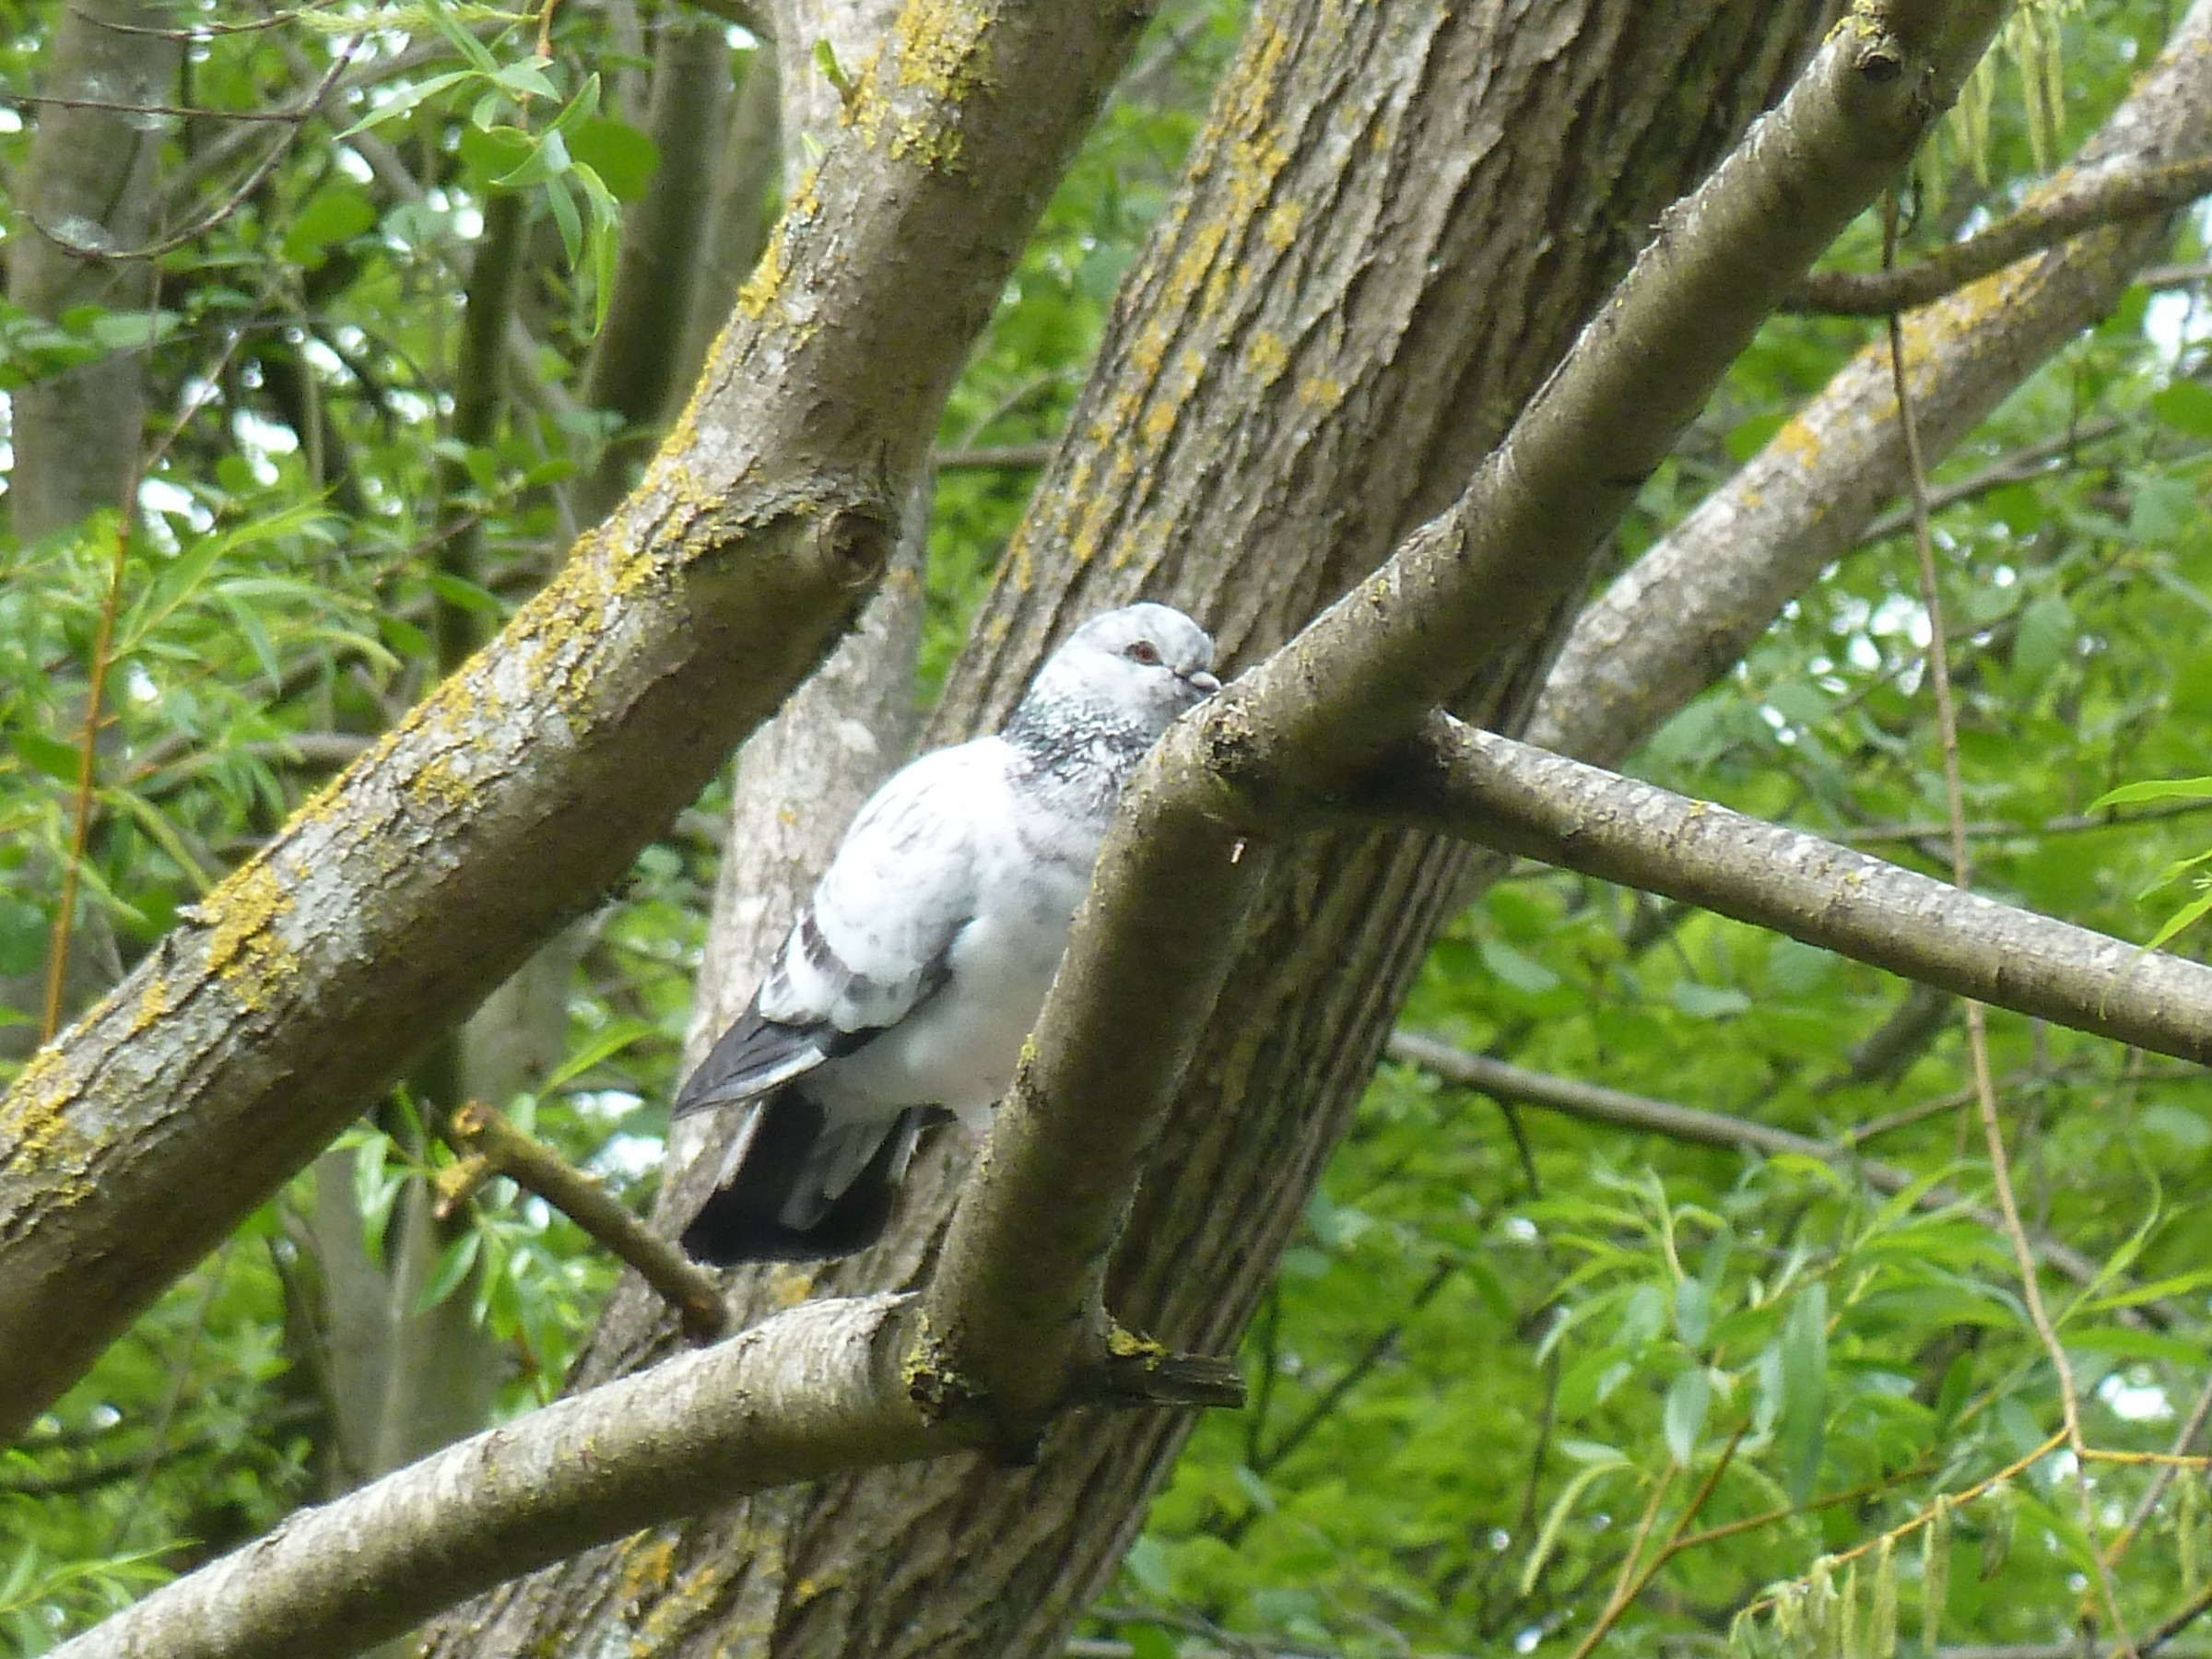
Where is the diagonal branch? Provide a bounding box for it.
[1789,155,2212,314]
[47,1289,1234,1659]
[1382,718,2212,1065]
[1535,0,2212,777]
[915,1,2012,1449]
[0,0,1155,1447]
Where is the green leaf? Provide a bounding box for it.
[2087,775,2212,811]
[493,126,571,189]
[566,116,660,202]
[2009,592,2073,688]
[2143,887,2212,954]
[2152,379,2212,436]
[1479,937,1559,995]
[423,571,507,619]
[1520,1458,1630,1594]
[1671,981,1751,1019]
[2130,475,2197,545]
[813,36,856,99]
[1663,1368,1711,1465]
[1779,1283,1827,1504]
[541,1019,658,1093]
[282,183,377,268]
[1933,1351,1974,1428]
[340,70,473,137]
[1674,1277,1712,1348]
[545,71,601,135]
[545,173,583,266]
[9,726,82,783]
[458,124,537,190]
[416,1229,482,1312]
[2081,1263,2212,1313]
[0,897,47,976]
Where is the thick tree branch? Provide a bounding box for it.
[49,1287,1230,1659]
[0,0,1152,1446]
[1789,154,2212,314]
[913,1,2008,1451]
[1385,719,2212,1066]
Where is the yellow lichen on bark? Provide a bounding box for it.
[736,228,792,320]
[1246,330,1290,384]
[126,972,171,1039]
[625,1547,742,1654]
[615,1535,677,1606]
[843,0,994,171]
[506,524,665,717]
[0,1045,85,1178]
[408,754,478,818]
[202,860,300,1014]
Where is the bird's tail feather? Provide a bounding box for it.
[679,1091,928,1265]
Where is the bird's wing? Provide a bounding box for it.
[672,743,994,1118]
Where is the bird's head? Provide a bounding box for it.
[1005,602,1221,763]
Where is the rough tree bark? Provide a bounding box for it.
[59,9,2042,1652]
[432,5,1838,1655]
[0,0,1155,1446]
[0,0,182,1054]
[6,0,178,542]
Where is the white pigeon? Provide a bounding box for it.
[675,602,1220,1265]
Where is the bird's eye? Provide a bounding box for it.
[1125,640,1161,665]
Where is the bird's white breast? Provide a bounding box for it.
[806,755,1102,1129]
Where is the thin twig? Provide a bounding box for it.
[41,303,259,1038]
[436,1102,727,1341]
[107,1241,234,1555]
[1387,1036,2136,1308]
[30,41,357,264]
[1854,416,2126,546]
[0,89,322,121]
[1792,155,2212,315]
[1565,1427,1744,1659]
[1830,797,2212,848]
[932,441,1058,471]
[2112,1371,2212,1563]
[86,1,351,36]
[1745,1431,2069,1613]
[1885,189,2137,1659]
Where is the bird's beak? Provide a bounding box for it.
[1186,669,1221,696]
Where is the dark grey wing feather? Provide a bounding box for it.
[672,989,830,1118]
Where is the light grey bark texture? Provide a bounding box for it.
[1535,0,2212,771]
[50,1295,936,1659]
[1389,720,2212,1065]
[6,0,179,542]
[435,6,1851,1656]
[0,0,1153,1446]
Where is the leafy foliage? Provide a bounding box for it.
[5,1,2212,1657]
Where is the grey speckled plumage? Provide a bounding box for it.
[676,603,1220,1265]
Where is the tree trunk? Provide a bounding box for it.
[0,0,1153,1445]
[575,18,740,524]
[429,6,1826,1655]
[6,0,179,541]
